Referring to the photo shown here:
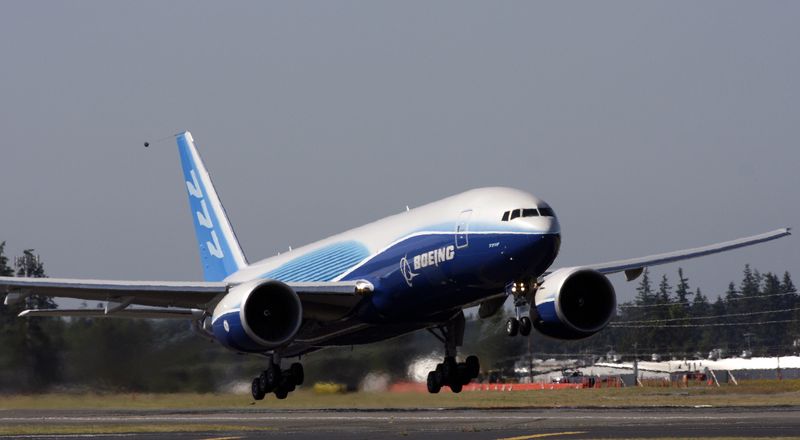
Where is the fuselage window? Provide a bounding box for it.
[501,211,510,221]
[522,208,539,217]
[539,207,555,217]
[510,209,521,220]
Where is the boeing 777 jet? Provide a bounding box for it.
[0,132,790,399]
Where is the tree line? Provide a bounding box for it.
[604,266,799,358]
[0,241,797,392]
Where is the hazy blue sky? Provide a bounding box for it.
[1,1,798,303]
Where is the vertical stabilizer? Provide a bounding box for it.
[176,132,248,281]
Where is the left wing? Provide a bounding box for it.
[0,277,372,321]
[556,228,791,281]
[0,277,227,309]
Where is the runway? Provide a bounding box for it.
[2,407,800,439]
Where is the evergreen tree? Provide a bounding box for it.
[0,242,13,276]
[0,243,20,389]
[782,272,800,348]
[15,250,56,310]
[739,264,761,314]
[657,274,672,304]
[635,269,654,306]
[632,269,655,350]
[782,272,796,296]
[15,250,46,278]
[675,268,692,306]
[0,248,62,391]
[690,287,711,353]
[669,270,692,354]
[724,281,739,302]
[653,274,673,353]
[0,242,15,323]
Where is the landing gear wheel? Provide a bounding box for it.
[465,355,480,379]
[427,371,442,394]
[251,377,265,400]
[519,316,532,336]
[274,388,289,400]
[425,313,477,394]
[289,362,304,386]
[260,364,280,393]
[458,364,471,385]
[506,317,519,336]
[441,357,458,385]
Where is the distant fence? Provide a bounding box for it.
[389,376,630,393]
[665,368,800,385]
[387,369,800,393]
[720,368,800,381]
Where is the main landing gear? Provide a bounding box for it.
[251,355,304,400]
[425,312,481,393]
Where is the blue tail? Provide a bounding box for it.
[176,131,248,281]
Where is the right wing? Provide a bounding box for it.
[558,228,791,281]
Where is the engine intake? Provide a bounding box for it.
[212,279,303,352]
[242,280,303,347]
[531,268,616,339]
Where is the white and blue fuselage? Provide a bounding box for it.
[211,187,561,354]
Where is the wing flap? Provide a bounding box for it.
[19,307,205,319]
[290,280,373,321]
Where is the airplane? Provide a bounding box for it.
[0,131,791,400]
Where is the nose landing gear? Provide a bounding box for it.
[506,315,532,337]
[506,279,535,337]
[251,355,304,401]
[425,311,481,393]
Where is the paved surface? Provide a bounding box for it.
[2,407,800,439]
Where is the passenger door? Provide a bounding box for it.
[455,209,472,249]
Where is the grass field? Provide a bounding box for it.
[2,379,799,410]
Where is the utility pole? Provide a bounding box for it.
[527,332,533,383]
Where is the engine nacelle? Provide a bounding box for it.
[211,279,303,352]
[531,268,616,340]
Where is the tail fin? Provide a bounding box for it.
[176,131,248,281]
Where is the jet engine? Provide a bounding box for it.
[211,279,303,352]
[530,268,616,340]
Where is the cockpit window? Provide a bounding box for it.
[539,207,555,217]
[503,207,553,221]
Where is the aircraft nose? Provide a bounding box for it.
[542,215,560,235]
[518,214,560,235]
